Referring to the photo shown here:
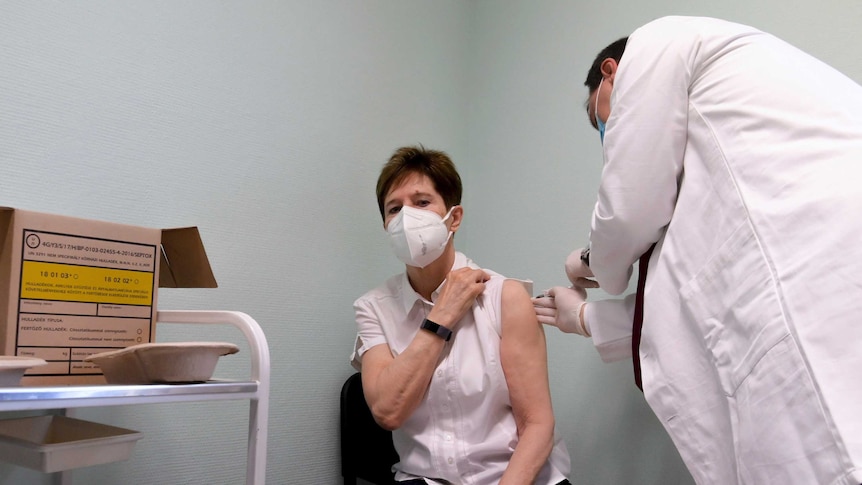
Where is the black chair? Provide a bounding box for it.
[340,372,399,485]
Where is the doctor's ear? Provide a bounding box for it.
[600,58,618,83]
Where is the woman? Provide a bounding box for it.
[350,145,571,484]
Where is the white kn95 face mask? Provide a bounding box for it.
[387,205,456,268]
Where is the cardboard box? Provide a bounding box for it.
[0,207,216,385]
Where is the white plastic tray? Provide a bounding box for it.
[0,415,142,473]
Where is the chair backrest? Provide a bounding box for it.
[340,372,399,485]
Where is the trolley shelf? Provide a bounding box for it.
[0,380,260,410]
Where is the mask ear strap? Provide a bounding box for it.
[440,229,454,250]
[594,77,604,127]
[443,205,459,223]
[441,206,457,247]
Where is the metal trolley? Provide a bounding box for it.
[0,310,271,485]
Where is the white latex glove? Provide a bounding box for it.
[565,248,599,288]
[531,286,590,336]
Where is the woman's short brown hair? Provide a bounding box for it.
[376,145,462,220]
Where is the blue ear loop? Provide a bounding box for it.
[595,78,606,144]
[597,114,606,143]
[597,116,606,143]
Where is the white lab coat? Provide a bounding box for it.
[587,16,862,485]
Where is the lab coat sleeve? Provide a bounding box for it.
[587,294,636,362]
[589,19,693,295]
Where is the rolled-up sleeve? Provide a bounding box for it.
[588,295,637,362]
[350,297,389,370]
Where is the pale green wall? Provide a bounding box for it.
[0,1,472,483]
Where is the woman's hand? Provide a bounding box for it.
[427,267,490,329]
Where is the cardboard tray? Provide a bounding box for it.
[0,356,47,387]
[84,342,240,384]
[0,415,142,473]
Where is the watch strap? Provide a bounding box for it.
[421,318,452,341]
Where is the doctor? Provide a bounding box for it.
[536,16,862,484]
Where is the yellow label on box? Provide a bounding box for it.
[21,261,153,305]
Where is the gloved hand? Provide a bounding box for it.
[531,286,590,336]
[565,248,599,288]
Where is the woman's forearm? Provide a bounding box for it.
[362,330,446,430]
[500,419,555,485]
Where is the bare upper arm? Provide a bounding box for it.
[500,279,555,428]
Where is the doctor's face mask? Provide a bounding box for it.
[387,205,456,268]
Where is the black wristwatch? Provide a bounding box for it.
[421,318,452,342]
[580,247,591,267]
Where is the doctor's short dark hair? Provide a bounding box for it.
[376,145,463,221]
[584,37,629,91]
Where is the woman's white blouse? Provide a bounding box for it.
[351,252,570,485]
